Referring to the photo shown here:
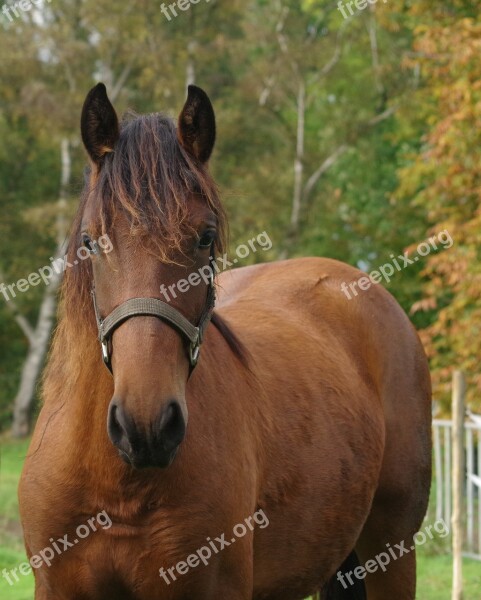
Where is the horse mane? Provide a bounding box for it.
[210,311,249,366]
[42,111,245,403]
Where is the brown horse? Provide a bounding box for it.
[19,83,431,600]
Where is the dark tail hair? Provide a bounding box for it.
[325,551,366,600]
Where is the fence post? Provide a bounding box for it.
[452,370,466,600]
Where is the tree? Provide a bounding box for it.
[389,1,481,412]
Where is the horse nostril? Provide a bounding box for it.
[108,403,122,443]
[158,401,186,452]
[107,402,132,459]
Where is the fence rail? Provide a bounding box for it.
[433,416,481,561]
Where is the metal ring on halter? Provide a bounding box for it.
[189,341,201,367]
[101,340,110,368]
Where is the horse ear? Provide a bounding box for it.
[81,83,119,167]
[178,85,216,164]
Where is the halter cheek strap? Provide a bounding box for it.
[91,254,216,374]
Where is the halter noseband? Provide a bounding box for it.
[91,254,216,374]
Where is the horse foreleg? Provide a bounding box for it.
[34,581,53,600]
[210,536,253,600]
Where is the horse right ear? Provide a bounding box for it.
[81,83,119,168]
[178,85,216,164]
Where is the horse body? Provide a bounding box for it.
[19,85,431,600]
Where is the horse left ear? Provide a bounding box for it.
[81,83,119,167]
[178,85,216,164]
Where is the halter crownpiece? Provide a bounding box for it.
[91,254,216,374]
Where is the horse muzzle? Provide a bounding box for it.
[107,399,186,468]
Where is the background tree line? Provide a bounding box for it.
[1,0,479,435]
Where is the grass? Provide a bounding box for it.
[0,438,34,600]
[1,437,480,599]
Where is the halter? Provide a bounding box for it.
[91,252,216,374]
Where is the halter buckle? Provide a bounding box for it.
[189,340,200,367]
[101,340,110,367]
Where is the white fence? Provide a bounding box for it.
[433,415,481,560]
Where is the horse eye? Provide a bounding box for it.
[198,230,216,249]
[82,234,96,254]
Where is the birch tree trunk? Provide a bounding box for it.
[11,138,71,438]
[290,80,305,237]
[11,289,60,437]
[186,41,197,88]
